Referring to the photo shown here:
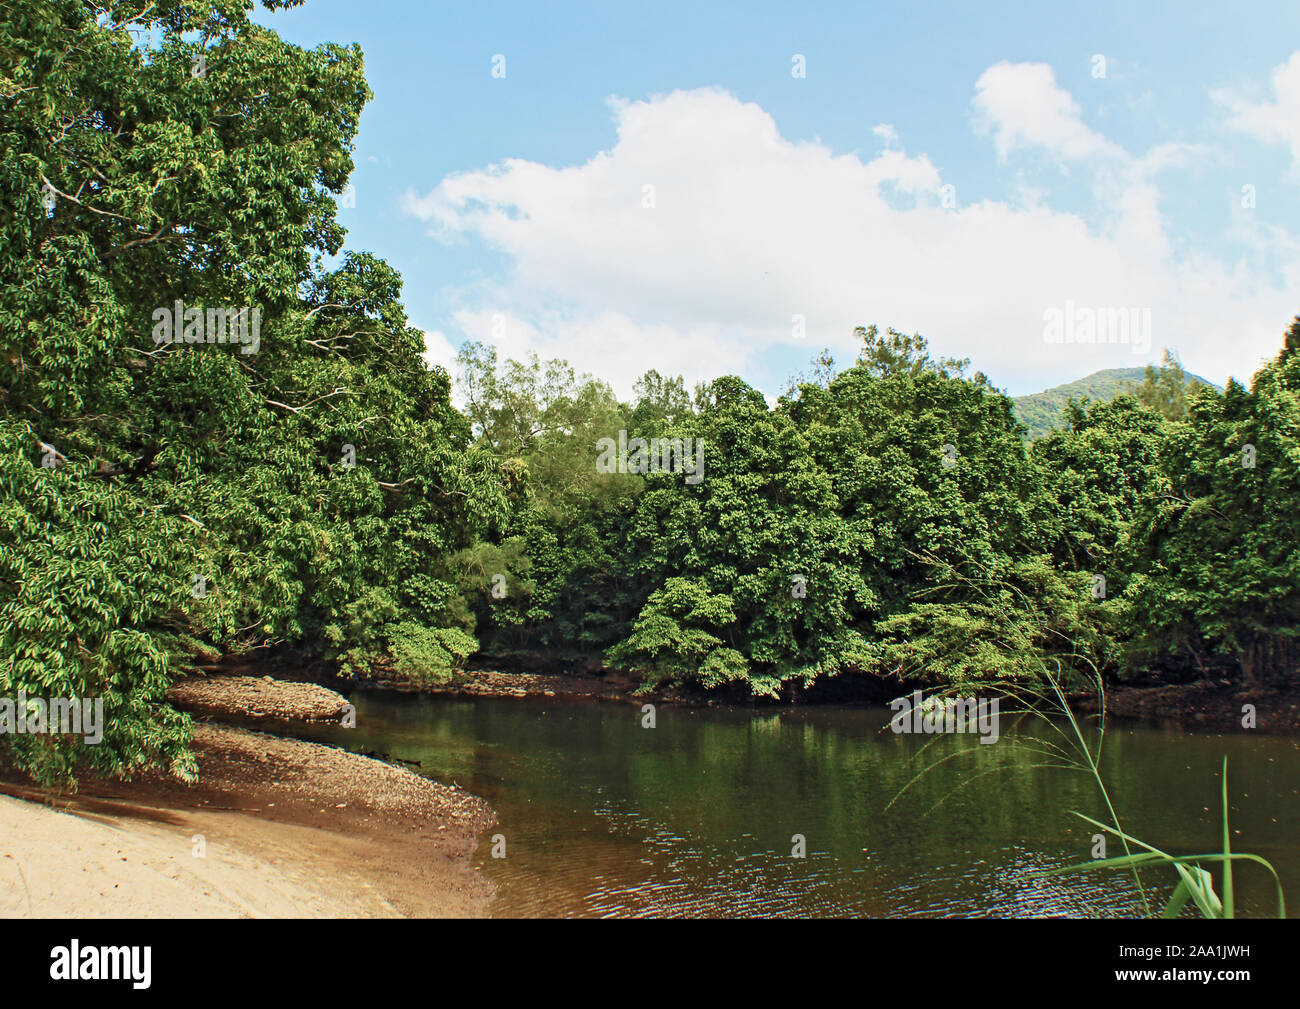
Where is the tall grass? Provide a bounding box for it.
[887,659,1286,918]
[1029,663,1284,918]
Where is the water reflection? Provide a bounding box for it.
[305,692,1300,918]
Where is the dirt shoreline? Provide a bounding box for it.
[166,674,349,723]
[0,678,497,919]
[5,665,1293,919]
[361,667,1300,734]
[1073,679,1300,733]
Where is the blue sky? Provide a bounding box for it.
[254,0,1300,397]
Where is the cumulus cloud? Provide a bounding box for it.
[420,328,458,372]
[404,76,1297,396]
[1216,50,1300,170]
[972,61,1124,163]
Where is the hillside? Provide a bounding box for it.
[1011,367,1218,438]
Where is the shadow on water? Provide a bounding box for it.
[303,690,1300,918]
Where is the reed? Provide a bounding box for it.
[888,658,1286,918]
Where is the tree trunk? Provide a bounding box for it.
[1240,643,1260,691]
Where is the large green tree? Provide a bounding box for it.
[0,0,509,785]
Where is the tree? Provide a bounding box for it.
[0,0,509,784]
[1122,338,1300,688]
[1124,349,1194,421]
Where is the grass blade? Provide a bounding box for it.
[1222,756,1234,919]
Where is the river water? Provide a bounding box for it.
[305,689,1299,918]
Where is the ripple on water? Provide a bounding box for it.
[305,691,1300,918]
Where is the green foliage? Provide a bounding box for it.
[1120,339,1300,686]
[1123,349,1196,421]
[0,422,199,787]
[605,578,750,691]
[464,316,1300,700]
[3,0,1297,789]
[1013,363,1218,439]
[871,554,1108,687]
[891,663,1287,919]
[0,1,507,785]
[852,324,969,379]
[379,623,477,686]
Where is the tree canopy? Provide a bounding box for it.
[2,1,1297,788]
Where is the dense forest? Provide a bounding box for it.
[3,0,1299,787]
[1011,357,1218,438]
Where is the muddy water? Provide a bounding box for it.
[306,689,1300,918]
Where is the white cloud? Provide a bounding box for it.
[420,328,458,372]
[404,79,1297,396]
[447,307,745,396]
[972,61,1124,163]
[873,122,899,148]
[1217,50,1300,170]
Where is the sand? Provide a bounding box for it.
[0,794,379,918]
[0,722,497,918]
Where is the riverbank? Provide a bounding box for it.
[1074,679,1300,732]
[367,666,1300,734]
[0,678,496,918]
[289,680,1300,918]
[5,667,1295,920]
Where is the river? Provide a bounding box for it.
[304,689,1300,917]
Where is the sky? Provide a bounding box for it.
[252,0,1300,398]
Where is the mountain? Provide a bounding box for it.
[1011,367,1219,439]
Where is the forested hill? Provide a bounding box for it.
[1013,367,1219,438]
[3,2,1299,791]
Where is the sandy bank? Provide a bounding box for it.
[0,722,496,918]
[0,793,377,917]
